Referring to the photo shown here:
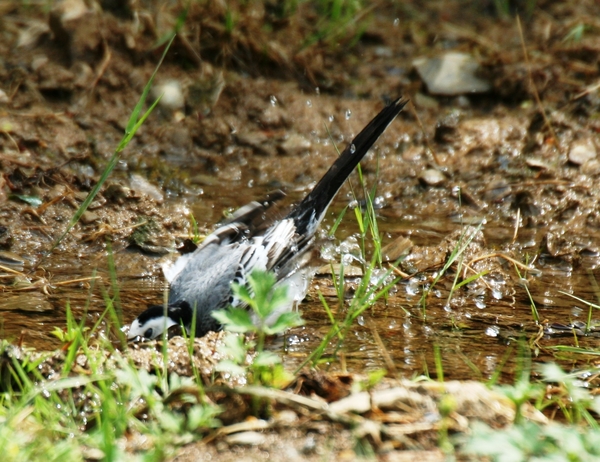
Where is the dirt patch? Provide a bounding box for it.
[1,0,600,458]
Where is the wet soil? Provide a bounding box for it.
[2,0,600,401]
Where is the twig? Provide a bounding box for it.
[409,100,441,167]
[511,207,520,245]
[516,15,560,153]
[464,252,540,279]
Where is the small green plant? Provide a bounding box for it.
[463,420,600,462]
[461,353,600,460]
[306,0,369,48]
[538,362,600,427]
[189,213,202,244]
[212,270,304,387]
[563,23,586,44]
[514,255,540,324]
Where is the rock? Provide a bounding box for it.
[526,158,552,170]
[280,133,311,155]
[483,179,511,202]
[0,250,25,270]
[31,55,49,72]
[568,140,596,165]
[129,174,164,203]
[80,211,99,224]
[413,52,491,95]
[419,168,445,186]
[153,80,185,115]
[225,431,267,446]
[17,21,50,49]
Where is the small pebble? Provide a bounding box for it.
[153,80,185,113]
[419,168,445,186]
[413,52,491,95]
[129,174,164,203]
[224,431,266,446]
[80,211,99,224]
[568,140,596,165]
[280,133,311,155]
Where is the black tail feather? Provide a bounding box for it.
[287,97,407,236]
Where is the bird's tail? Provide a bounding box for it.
[287,97,408,237]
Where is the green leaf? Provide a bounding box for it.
[219,333,247,364]
[231,283,255,307]
[9,194,42,207]
[253,351,281,367]
[264,312,304,335]
[212,308,255,333]
[247,271,277,316]
[187,404,222,431]
[214,359,246,376]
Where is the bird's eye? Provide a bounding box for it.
[143,328,154,339]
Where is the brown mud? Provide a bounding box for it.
[1,1,600,456]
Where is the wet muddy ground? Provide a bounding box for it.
[2,0,600,392]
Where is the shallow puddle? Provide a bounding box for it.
[3,179,600,384]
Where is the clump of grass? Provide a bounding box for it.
[461,359,600,461]
[306,0,371,48]
[0,329,221,460]
[298,133,406,371]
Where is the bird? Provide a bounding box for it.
[127,97,407,340]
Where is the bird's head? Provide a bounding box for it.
[126,301,193,340]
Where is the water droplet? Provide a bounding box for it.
[269,95,277,106]
[345,109,352,120]
[373,196,385,208]
[485,326,500,337]
[350,144,356,154]
[357,315,365,326]
[406,283,419,296]
[341,253,354,266]
[315,87,320,95]
[393,18,399,26]
[306,99,312,107]
[328,115,334,122]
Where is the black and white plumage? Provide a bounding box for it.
[127,98,407,340]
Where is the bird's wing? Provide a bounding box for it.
[164,190,286,284]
